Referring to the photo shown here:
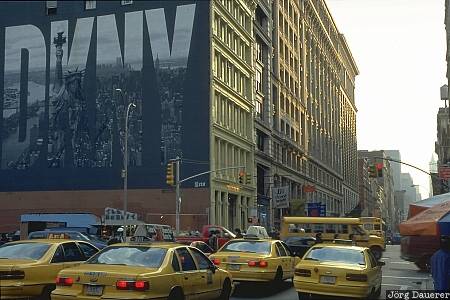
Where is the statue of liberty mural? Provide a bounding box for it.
[48,31,92,168]
[50,70,92,168]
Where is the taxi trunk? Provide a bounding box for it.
[212,252,276,282]
[52,265,158,300]
[294,261,371,298]
[0,260,43,299]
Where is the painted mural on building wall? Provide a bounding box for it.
[0,1,209,190]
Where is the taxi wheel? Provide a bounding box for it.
[218,278,232,300]
[368,286,381,300]
[168,287,184,300]
[37,285,53,300]
[297,292,310,300]
[273,267,284,287]
[374,285,382,298]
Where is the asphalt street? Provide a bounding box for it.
[230,245,434,300]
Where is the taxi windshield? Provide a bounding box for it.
[87,246,167,268]
[221,241,271,254]
[305,247,366,265]
[0,243,51,260]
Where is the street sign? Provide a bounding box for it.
[307,202,326,217]
[272,186,290,208]
[104,207,137,221]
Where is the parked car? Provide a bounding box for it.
[28,230,107,249]
[392,233,401,245]
[175,225,236,248]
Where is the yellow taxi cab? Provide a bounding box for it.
[209,236,300,284]
[51,240,233,300]
[0,236,99,300]
[293,243,383,299]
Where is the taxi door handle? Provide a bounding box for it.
[184,276,189,280]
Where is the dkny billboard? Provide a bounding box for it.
[0,1,210,191]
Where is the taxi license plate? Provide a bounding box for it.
[85,285,104,296]
[320,275,336,284]
[228,264,240,271]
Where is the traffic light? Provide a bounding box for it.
[238,171,245,184]
[376,163,383,177]
[166,162,175,186]
[368,165,377,178]
[246,173,252,185]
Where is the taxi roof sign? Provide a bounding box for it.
[129,236,153,243]
[47,233,70,239]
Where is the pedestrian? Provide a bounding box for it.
[431,235,450,291]
[315,232,323,244]
[235,228,243,238]
[208,230,219,252]
[349,234,357,246]
[0,234,8,246]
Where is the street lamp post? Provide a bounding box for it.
[116,88,136,242]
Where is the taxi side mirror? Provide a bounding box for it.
[377,261,385,267]
[209,264,218,274]
[223,232,230,238]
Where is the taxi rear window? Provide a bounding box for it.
[0,243,51,260]
[305,247,366,265]
[87,246,167,268]
[221,241,271,254]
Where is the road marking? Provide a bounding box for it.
[390,261,411,264]
[400,285,410,290]
[383,275,429,280]
[382,284,412,290]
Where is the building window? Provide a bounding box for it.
[255,100,262,119]
[46,0,57,15]
[256,40,263,63]
[85,0,96,10]
[256,69,262,93]
[121,0,133,5]
[257,131,264,151]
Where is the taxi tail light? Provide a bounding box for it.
[258,260,268,268]
[212,258,221,265]
[294,268,311,277]
[116,280,132,290]
[247,260,257,267]
[0,270,25,280]
[346,273,368,282]
[134,280,149,291]
[248,260,268,267]
[56,277,73,286]
[116,280,149,291]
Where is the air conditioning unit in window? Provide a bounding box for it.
[46,0,57,8]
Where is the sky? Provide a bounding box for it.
[327,0,447,199]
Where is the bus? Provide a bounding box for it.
[359,217,386,238]
[280,216,386,259]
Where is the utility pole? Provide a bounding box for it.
[170,163,245,235]
[175,156,181,235]
[116,88,136,242]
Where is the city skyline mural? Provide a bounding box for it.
[0,1,210,191]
